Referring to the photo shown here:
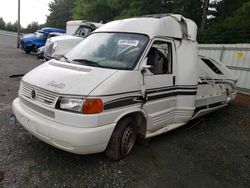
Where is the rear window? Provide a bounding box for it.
[201,58,223,75]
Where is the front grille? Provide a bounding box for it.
[20,96,55,118]
[20,81,58,106]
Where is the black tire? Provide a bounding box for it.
[32,45,37,53]
[105,117,137,160]
[37,53,44,59]
[24,49,31,54]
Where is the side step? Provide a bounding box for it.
[145,122,185,138]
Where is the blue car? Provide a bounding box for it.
[21,27,66,54]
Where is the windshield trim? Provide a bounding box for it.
[67,31,150,71]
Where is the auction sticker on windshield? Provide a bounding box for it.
[118,40,139,46]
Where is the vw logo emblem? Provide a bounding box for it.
[31,90,36,99]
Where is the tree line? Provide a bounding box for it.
[1,0,249,43]
[0,18,46,34]
[47,0,250,43]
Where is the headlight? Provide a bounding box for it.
[58,98,83,113]
[57,97,103,114]
[51,42,57,54]
[52,42,57,51]
[51,42,63,59]
[44,41,54,57]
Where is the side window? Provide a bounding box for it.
[201,58,223,75]
[146,40,172,74]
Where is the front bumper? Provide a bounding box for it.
[20,39,25,49]
[44,54,52,61]
[12,98,115,155]
[37,50,44,59]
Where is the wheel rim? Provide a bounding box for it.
[121,126,135,156]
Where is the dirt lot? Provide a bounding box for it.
[0,35,250,188]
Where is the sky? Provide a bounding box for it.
[0,0,53,27]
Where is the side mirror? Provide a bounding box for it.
[141,65,152,73]
[140,58,153,75]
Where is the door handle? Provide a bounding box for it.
[173,76,176,86]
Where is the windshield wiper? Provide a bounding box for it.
[72,59,101,67]
[62,55,70,63]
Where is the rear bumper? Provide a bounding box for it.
[12,98,115,154]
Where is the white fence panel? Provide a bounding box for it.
[198,44,250,93]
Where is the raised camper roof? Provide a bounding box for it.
[94,14,197,41]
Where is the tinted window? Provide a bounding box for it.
[201,58,223,75]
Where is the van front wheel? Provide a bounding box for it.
[105,117,136,160]
[24,48,31,54]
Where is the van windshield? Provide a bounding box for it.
[74,25,92,37]
[64,33,149,70]
[35,31,46,38]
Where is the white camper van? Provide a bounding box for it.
[12,14,237,160]
[44,21,103,60]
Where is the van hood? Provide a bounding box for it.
[22,60,117,96]
[47,35,84,58]
[49,35,82,43]
[22,33,38,42]
[21,33,44,47]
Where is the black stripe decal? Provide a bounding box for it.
[104,90,197,110]
[147,91,197,101]
[147,86,197,94]
[147,85,198,91]
[199,77,236,81]
[104,96,140,110]
[91,85,197,97]
[198,81,235,88]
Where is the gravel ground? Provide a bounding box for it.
[0,35,249,188]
